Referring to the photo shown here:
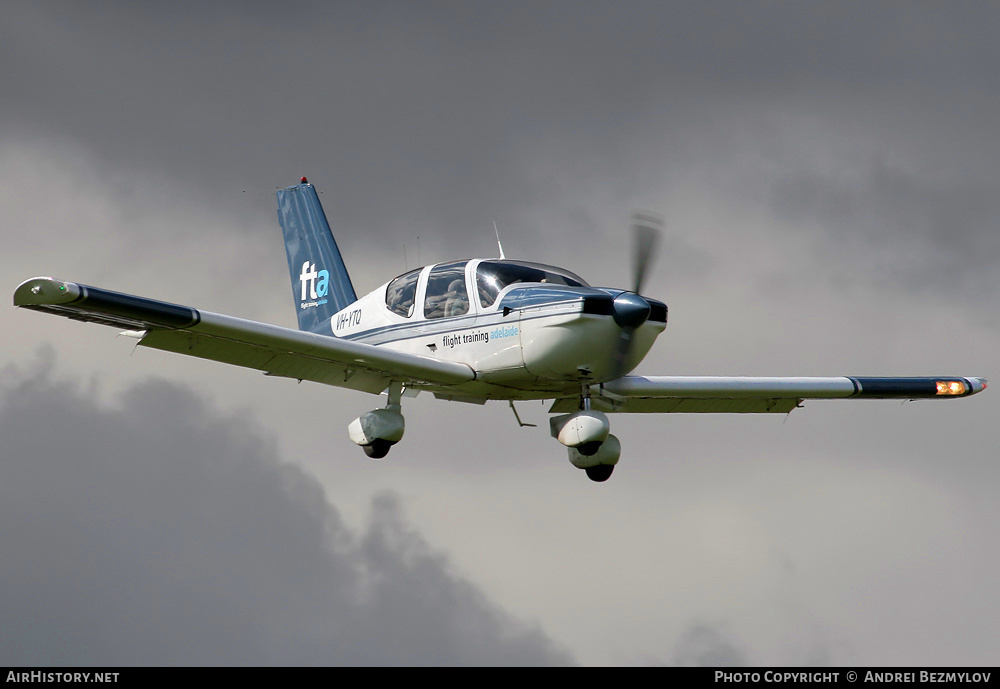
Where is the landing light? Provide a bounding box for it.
[935,380,967,396]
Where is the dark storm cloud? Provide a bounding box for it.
[5,2,998,272]
[0,353,573,665]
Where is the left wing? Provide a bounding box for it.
[14,277,475,394]
[550,375,987,413]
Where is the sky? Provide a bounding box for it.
[2,1,998,666]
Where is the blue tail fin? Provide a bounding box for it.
[276,180,358,332]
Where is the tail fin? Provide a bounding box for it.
[276,180,358,332]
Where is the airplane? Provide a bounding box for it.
[14,178,987,482]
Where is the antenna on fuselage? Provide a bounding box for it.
[493,220,506,259]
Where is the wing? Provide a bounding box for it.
[549,375,987,413]
[14,277,474,394]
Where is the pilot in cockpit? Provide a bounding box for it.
[445,279,469,317]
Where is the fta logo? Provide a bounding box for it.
[299,261,330,302]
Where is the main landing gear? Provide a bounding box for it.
[349,383,622,481]
[349,382,405,459]
[549,399,621,482]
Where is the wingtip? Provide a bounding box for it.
[14,277,81,307]
[967,377,988,395]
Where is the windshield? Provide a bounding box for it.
[476,260,588,308]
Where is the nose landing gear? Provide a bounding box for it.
[550,407,621,482]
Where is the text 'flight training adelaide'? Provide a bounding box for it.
[15,178,986,482]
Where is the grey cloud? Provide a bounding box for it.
[671,622,747,667]
[0,354,573,665]
[5,2,998,261]
[769,156,1000,297]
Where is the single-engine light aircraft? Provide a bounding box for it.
[15,179,987,481]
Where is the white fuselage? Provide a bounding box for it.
[318,258,667,402]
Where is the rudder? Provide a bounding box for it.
[276,180,358,332]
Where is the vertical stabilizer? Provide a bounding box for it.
[277,180,358,332]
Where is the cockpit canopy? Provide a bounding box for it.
[385,259,590,319]
[476,260,588,308]
[424,261,470,319]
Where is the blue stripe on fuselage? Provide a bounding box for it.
[332,300,584,347]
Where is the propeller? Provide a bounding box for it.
[609,212,663,380]
[630,212,661,295]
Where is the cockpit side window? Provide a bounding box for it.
[476,261,588,307]
[424,261,470,319]
[385,268,421,317]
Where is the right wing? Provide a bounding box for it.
[14,277,475,394]
[549,375,987,413]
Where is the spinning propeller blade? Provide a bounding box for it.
[610,212,663,380]
[631,212,661,295]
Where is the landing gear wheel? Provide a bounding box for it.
[585,465,615,482]
[363,439,392,459]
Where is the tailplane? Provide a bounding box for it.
[276,179,358,332]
